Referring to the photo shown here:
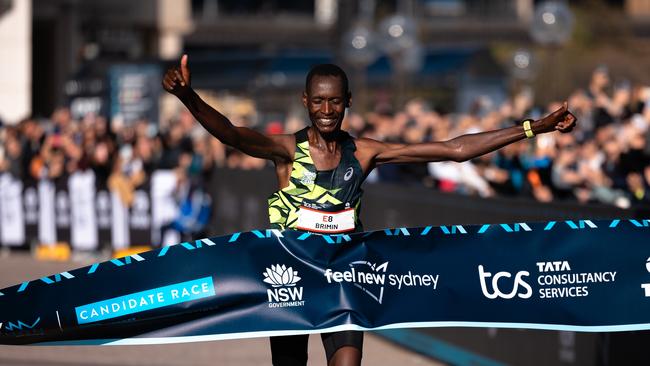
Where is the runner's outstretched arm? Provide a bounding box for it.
[359,103,576,166]
[162,55,292,163]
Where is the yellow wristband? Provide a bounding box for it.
[523,119,535,138]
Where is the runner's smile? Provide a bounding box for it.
[315,117,338,127]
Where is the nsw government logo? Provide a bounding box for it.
[264,264,305,308]
[478,265,532,299]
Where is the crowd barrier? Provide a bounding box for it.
[0,171,180,251]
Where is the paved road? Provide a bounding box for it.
[0,252,445,366]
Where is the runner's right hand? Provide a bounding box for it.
[162,54,191,97]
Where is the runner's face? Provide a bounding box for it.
[303,75,350,134]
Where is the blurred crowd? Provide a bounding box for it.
[0,108,214,193]
[1,66,650,210]
[343,66,650,209]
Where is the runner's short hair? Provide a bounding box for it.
[305,64,350,96]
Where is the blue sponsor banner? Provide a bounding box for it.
[75,277,215,324]
[1,219,650,345]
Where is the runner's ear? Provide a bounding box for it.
[346,92,352,108]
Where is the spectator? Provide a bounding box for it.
[0,127,24,178]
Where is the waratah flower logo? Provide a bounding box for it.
[263,264,301,287]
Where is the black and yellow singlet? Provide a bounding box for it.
[268,127,364,232]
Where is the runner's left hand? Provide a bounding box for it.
[534,102,577,134]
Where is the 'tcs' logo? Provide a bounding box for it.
[478,265,532,299]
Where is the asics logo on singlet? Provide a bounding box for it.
[478,265,532,299]
[344,167,354,181]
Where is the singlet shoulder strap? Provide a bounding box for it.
[294,127,309,144]
[340,131,356,152]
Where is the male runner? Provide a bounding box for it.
[163,55,576,366]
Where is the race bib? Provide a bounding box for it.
[296,206,355,233]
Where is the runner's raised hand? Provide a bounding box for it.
[535,101,577,134]
[162,54,191,97]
